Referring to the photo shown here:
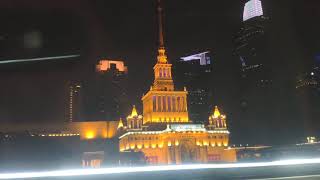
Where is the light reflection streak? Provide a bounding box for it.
[1,158,320,179]
[0,55,80,64]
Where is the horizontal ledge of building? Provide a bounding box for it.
[37,133,80,137]
[120,143,229,151]
[119,130,229,139]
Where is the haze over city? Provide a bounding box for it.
[0,2,320,178]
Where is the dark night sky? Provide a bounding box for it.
[0,0,320,145]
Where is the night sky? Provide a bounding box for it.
[0,0,320,145]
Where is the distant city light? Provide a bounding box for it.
[243,0,263,22]
[311,72,315,76]
[2,158,320,179]
[180,51,210,66]
[0,55,80,64]
[96,60,128,72]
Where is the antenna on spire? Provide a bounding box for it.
[157,0,164,48]
[156,0,168,64]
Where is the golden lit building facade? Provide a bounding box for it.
[119,0,236,164]
[119,106,236,164]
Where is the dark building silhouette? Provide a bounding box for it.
[232,0,275,144]
[174,52,213,123]
[67,60,129,122]
[86,60,129,121]
[295,62,320,136]
[233,0,271,108]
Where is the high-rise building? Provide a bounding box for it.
[89,59,129,121]
[118,0,236,164]
[231,0,274,144]
[233,0,271,110]
[174,52,213,123]
[68,82,83,122]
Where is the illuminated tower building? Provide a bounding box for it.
[141,0,188,124]
[119,0,236,165]
[68,82,82,122]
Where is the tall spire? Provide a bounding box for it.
[156,0,168,64]
[157,0,164,48]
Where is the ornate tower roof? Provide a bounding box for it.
[128,105,138,118]
[118,118,124,129]
[208,105,227,130]
[213,106,221,118]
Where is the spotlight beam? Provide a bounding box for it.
[0,55,80,64]
[1,158,320,179]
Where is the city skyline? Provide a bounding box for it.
[0,0,319,145]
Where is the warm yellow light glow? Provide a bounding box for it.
[175,141,179,146]
[85,131,95,139]
[168,141,172,146]
[96,60,127,72]
[213,106,221,118]
[152,144,156,148]
[118,118,124,129]
[128,105,138,118]
[137,144,142,149]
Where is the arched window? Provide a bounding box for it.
[159,68,162,77]
[163,68,167,77]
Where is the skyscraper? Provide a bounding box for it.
[70,60,129,122]
[233,0,271,108]
[174,52,213,123]
[68,82,83,122]
[232,0,273,144]
[91,59,129,121]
